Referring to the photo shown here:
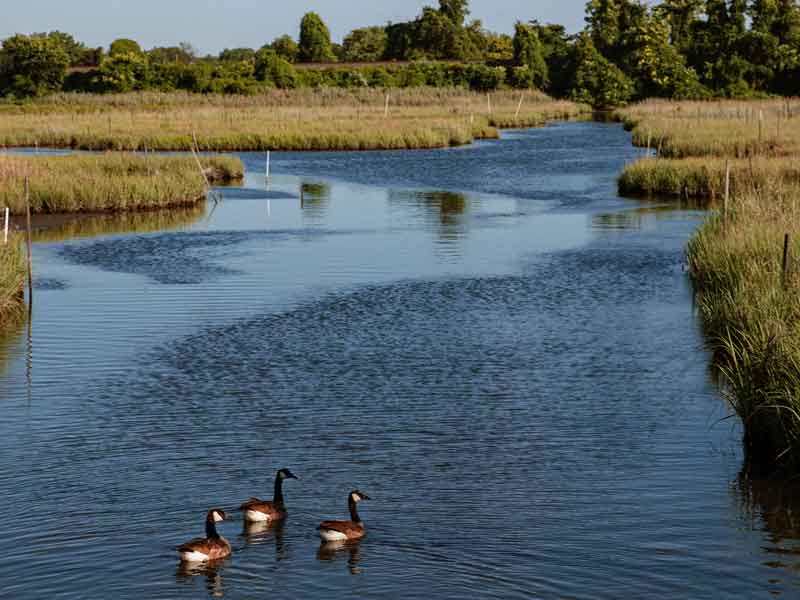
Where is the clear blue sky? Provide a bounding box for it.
[0,1,590,55]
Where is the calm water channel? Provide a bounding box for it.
[2,122,799,599]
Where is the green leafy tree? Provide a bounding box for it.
[98,52,149,92]
[218,47,255,62]
[513,21,548,88]
[298,12,336,62]
[38,31,87,67]
[0,34,69,98]
[439,0,470,27]
[656,0,703,53]
[109,38,143,57]
[255,48,297,88]
[342,27,388,61]
[270,35,298,62]
[149,45,195,64]
[484,33,514,62]
[569,33,633,108]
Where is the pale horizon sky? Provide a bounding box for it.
[0,1,591,55]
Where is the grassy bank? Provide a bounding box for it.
[618,98,800,159]
[617,99,800,473]
[619,156,800,199]
[688,183,800,473]
[0,235,26,326]
[0,89,589,152]
[0,153,243,214]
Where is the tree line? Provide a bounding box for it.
[1,0,800,107]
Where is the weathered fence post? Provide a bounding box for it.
[266,150,271,182]
[24,177,33,310]
[724,160,730,224]
[515,93,524,120]
[783,233,791,289]
[3,207,8,245]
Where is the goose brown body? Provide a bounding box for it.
[240,468,298,523]
[318,490,370,542]
[178,509,231,562]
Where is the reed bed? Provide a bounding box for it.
[619,156,800,198]
[0,235,26,326]
[0,89,589,152]
[617,98,800,158]
[0,153,242,214]
[688,182,800,473]
[618,99,800,473]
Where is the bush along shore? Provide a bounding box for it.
[0,153,243,214]
[617,99,800,475]
[0,89,589,152]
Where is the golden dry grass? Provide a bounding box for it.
[0,89,590,152]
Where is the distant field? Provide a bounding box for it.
[0,88,590,152]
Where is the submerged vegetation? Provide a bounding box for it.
[0,153,242,214]
[619,99,800,474]
[0,89,588,151]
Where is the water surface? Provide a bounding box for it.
[2,122,798,599]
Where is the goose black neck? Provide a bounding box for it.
[205,516,220,540]
[273,473,285,507]
[348,496,361,523]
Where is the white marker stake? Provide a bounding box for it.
[3,207,8,245]
[266,150,271,182]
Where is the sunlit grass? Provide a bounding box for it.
[0,153,242,214]
[0,89,590,152]
[0,234,26,326]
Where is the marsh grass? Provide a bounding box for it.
[0,153,242,214]
[0,235,26,325]
[688,182,800,473]
[617,99,800,473]
[619,156,800,198]
[0,89,589,152]
[618,98,800,158]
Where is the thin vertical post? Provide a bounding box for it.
[514,93,524,120]
[384,93,390,118]
[724,160,730,225]
[3,207,8,245]
[783,233,791,289]
[266,150,271,182]
[487,93,492,115]
[24,177,33,310]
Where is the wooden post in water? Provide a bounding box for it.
[190,131,212,191]
[782,233,791,288]
[24,177,33,310]
[266,150,271,182]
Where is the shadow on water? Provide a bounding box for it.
[29,204,207,244]
[0,314,26,381]
[176,559,229,598]
[300,181,331,224]
[316,541,363,576]
[241,520,290,561]
[592,200,708,231]
[388,189,470,251]
[737,473,800,574]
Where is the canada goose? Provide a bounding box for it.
[240,468,298,523]
[177,509,231,562]
[318,490,371,542]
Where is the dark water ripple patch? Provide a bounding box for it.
[33,277,69,290]
[58,229,337,284]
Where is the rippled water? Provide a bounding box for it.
[2,122,799,599]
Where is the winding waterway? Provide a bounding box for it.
[2,122,799,599]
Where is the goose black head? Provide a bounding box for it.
[209,509,227,523]
[350,490,370,502]
[278,468,299,480]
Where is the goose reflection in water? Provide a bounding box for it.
[241,519,290,561]
[316,540,363,575]
[176,558,228,598]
